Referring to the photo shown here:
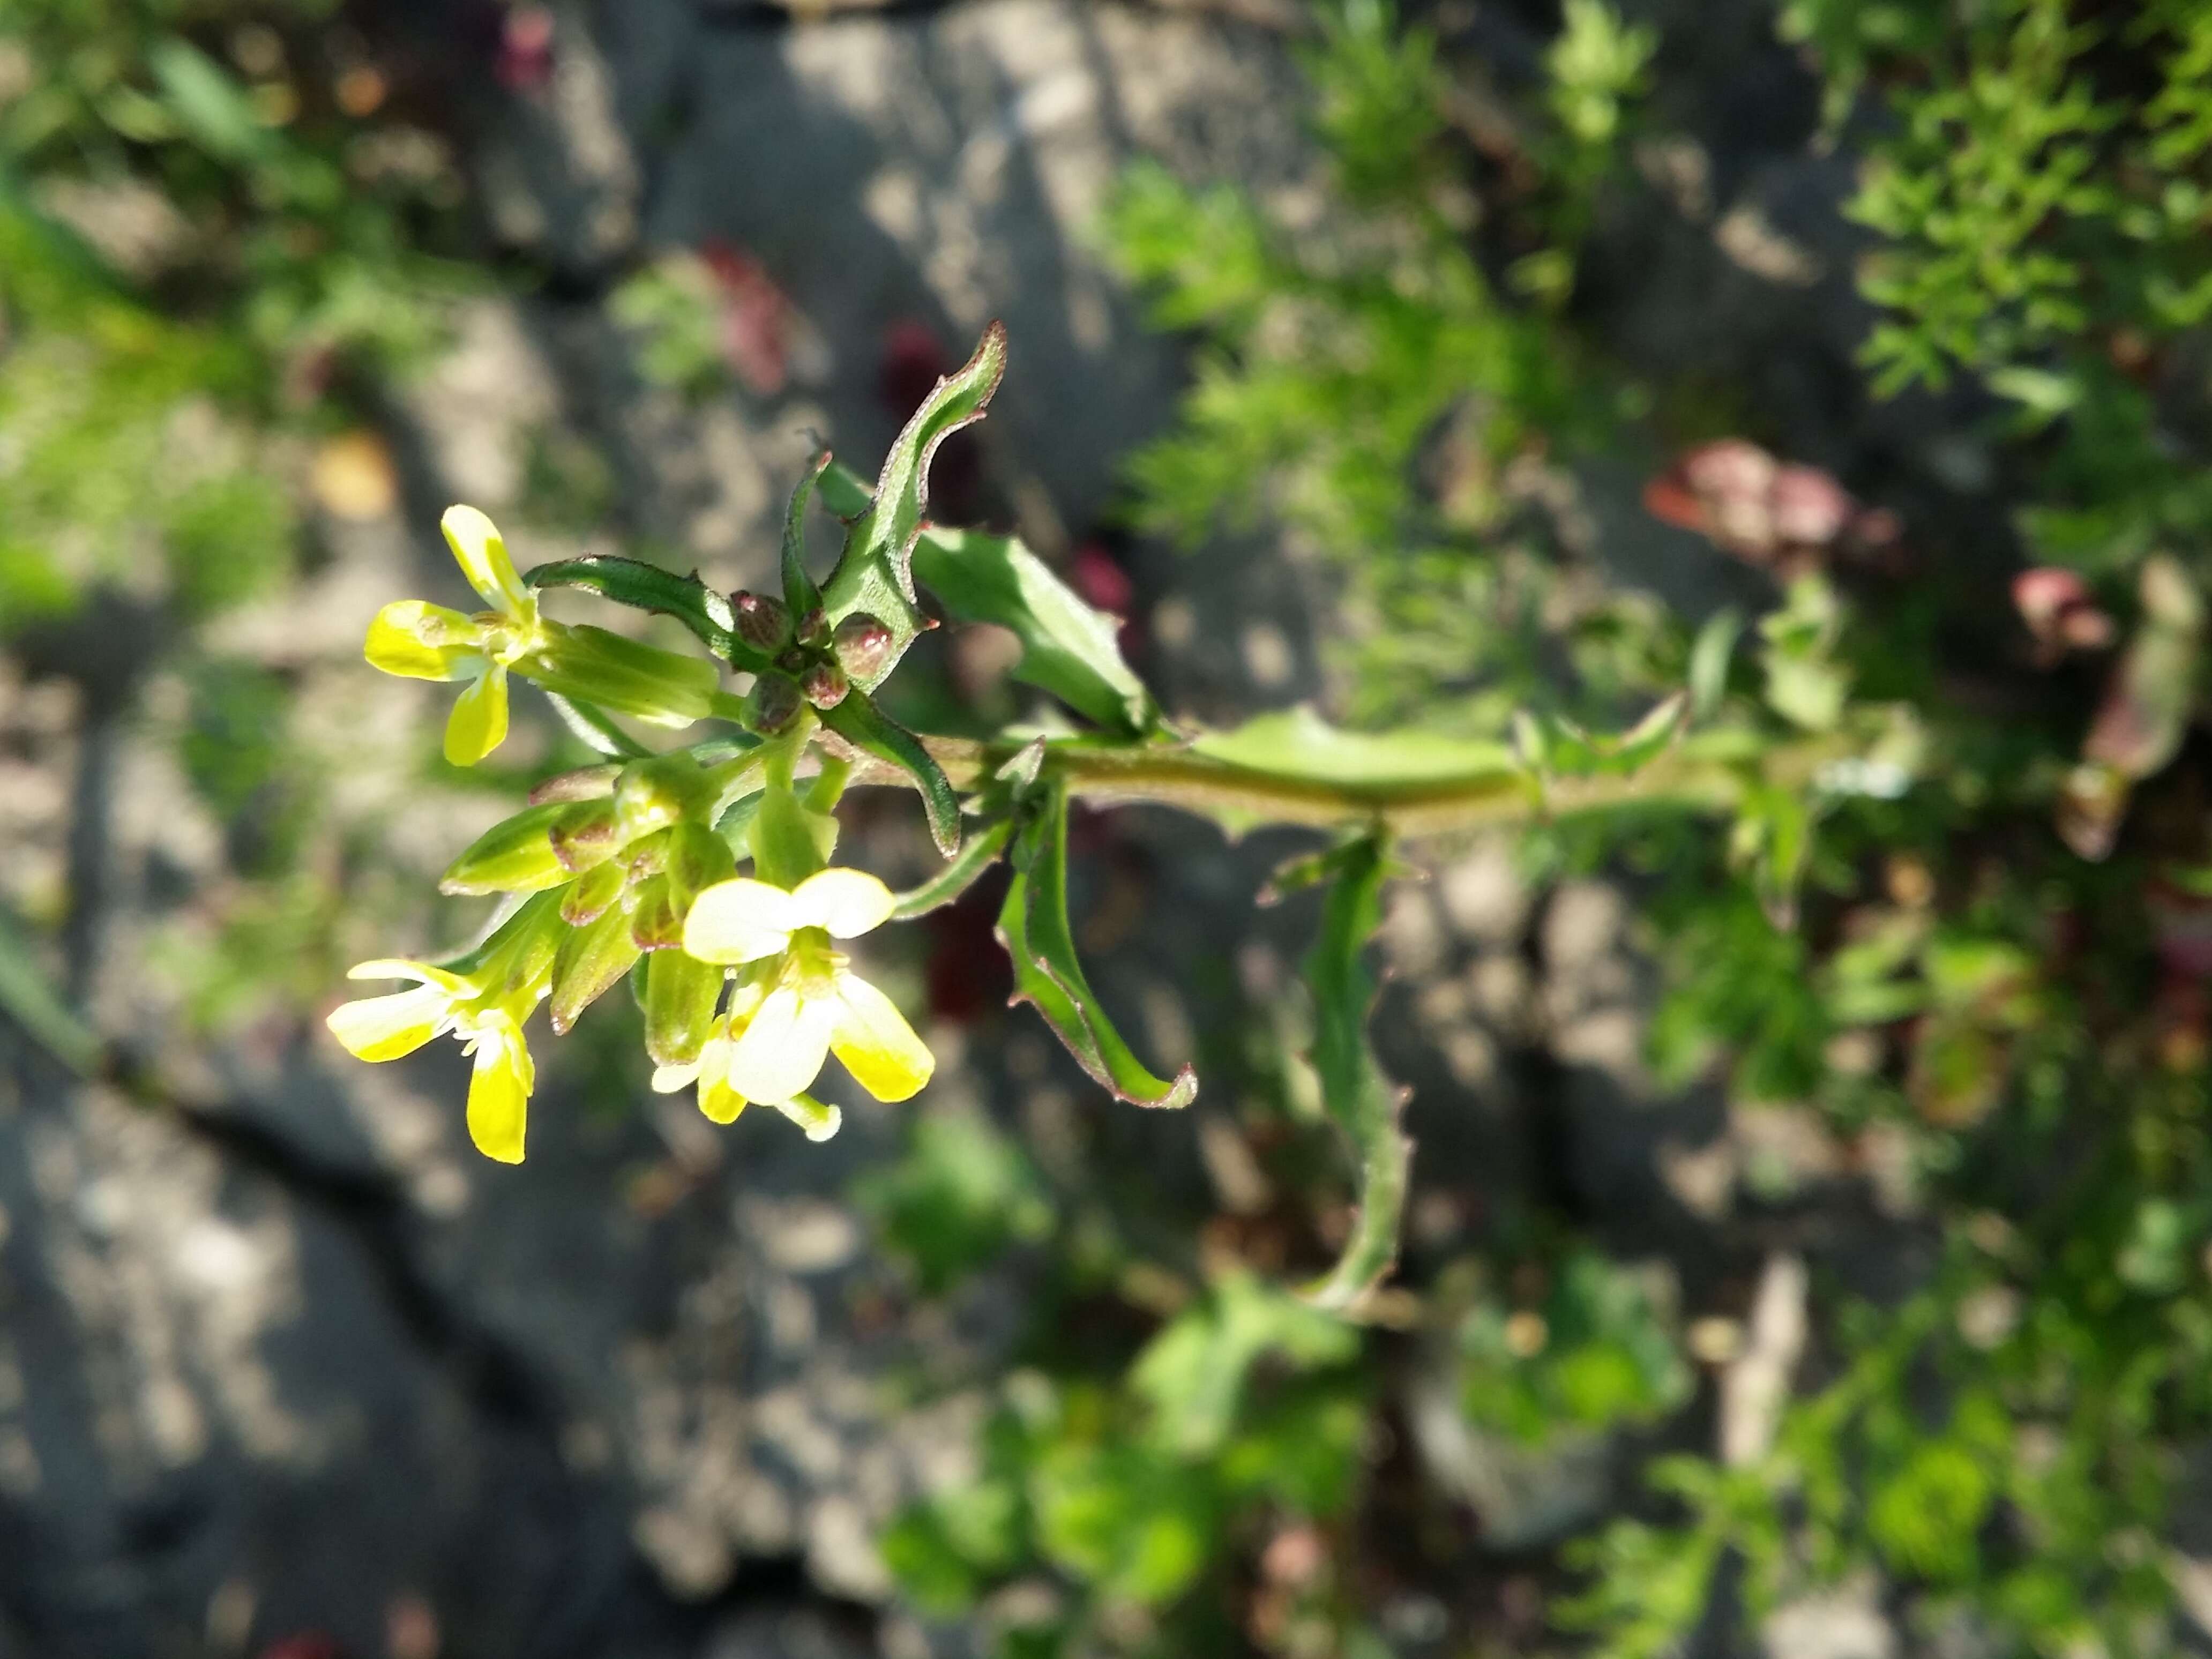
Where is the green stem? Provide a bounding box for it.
[542,692,651,760]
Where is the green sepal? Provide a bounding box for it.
[996,787,1197,1110]
[440,801,588,896]
[819,688,962,856]
[819,323,1008,689]
[526,556,769,672]
[531,763,623,804]
[642,945,724,1067]
[529,623,721,727]
[667,819,737,910]
[892,818,1013,920]
[560,858,627,925]
[549,801,622,874]
[781,453,829,618]
[549,901,642,1034]
[911,527,1159,735]
[626,874,683,952]
[1300,836,1412,1312]
[613,754,712,846]
[749,781,838,888]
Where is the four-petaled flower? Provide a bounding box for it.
[649,981,846,1142]
[326,944,549,1165]
[682,867,935,1107]
[365,505,545,766]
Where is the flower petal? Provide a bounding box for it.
[683,877,801,965]
[789,867,896,938]
[444,664,510,766]
[651,1061,701,1094]
[465,1030,532,1164]
[326,986,446,1062]
[442,504,529,615]
[723,985,835,1104]
[698,1070,749,1126]
[365,600,482,681]
[829,970,935,1102]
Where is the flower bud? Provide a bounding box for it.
[795,607,831,648]
[528,623,719,728]
[745,670,804,735]
[613,756,707,847]
[559,858,627,925]
[549,802,623,873]
[732,589,791,652]
[627,873,686,952]
[439,801,581,896]
[549,901,641,1034]
[831,612,893,683]
[642,946,724,1068]
[799,659,849,710]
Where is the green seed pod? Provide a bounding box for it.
[642,946,724,1068]
[442,801,590,895]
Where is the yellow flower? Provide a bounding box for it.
[325,920,552,1165]
[681,867,935,1107]
[365,505,543,766]
[649,982,846,1141]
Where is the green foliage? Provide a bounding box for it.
[856,1108,1053,1296]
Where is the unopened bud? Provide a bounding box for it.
[745,670,804,734]
[547,801,622,874]
[795,607,831,648]
[832,612,893,683]
[732,589,791,652]
[799,659,849,709]
[440,800,580,895]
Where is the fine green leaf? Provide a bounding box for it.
[911,526,1159,735]
[997,788,1198,1109]
[526,556,768,672]
[1302,836,1413,1311]
[818,687,963,856]
[820,323,1009,689]
[893,818,1014,919]
[781,452,829,617]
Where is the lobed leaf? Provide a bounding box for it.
[996,788,1197,1110]
[819,323,1008,689]
[911,526,1159,735]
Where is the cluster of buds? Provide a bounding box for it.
[331,507,936,1163]
[730,587,893,736]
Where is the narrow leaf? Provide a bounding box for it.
[1303,836,1413,1312]
[893,819,1013,919]
[820,323,1008,689]
[782,453,830,617]
[819,687,963,856]
[912,526,1159,734]
[527,556,769,672]
[996,789,1197,1109]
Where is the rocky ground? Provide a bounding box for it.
[0,3,1986,1656]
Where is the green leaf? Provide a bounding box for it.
[525,556,769,672]
[892,818,1013,920]
[1301,836,1413,1311]
[997,788,1197,1109]
[910,527,1158,734]
[781,453,829,617]
[818,687,962,856]
[1193,706,1516,787]
[148,39,276,167]
[1132,1273,1359,1456]
[819,323,1008,689]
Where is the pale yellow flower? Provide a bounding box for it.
[681,867,935,1106]
[365,505,543,766]
[326,952,547,1164]
[649,983,845,1141]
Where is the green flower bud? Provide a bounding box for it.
[442,801,593,896]
[642,946,724,1068]
[530,763,622,805]
[733,590,792,652]
[549,801,622,873]
[549,901,641,1034]
[614,756,709,847]
[745,671,804,735]
[831,613,892,683]
[627,874,686,952]
[560,858,628,925]
[666,819,737,907]
[799,659,849,710]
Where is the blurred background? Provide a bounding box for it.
[5,1,2212,1656]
